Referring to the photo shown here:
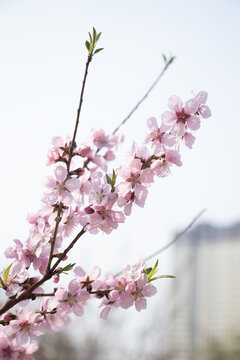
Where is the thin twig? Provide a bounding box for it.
[144,209,206,263]
[114,209,205,277]
[51,227,86,273]
[46,203,63,272]
[112,58,175,135]
[33,292,55,297]
[83,58,174,170]
[67,53,92,173]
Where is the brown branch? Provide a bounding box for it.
[0,272,52,316]
[33,292,55,297]
[0,228,86,316]
[51,227,86,273]
[46,203,63,272]
[67,54,93,173]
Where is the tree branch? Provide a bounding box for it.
[67,53,93,173]
[115,209,205,277]
[112,57,175,135]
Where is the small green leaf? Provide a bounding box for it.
[96,32,102,40]
[3,263,12,284]
[143,267,152,275]
[93,27,97,43]
[106,174,112,185]
[88,32,93,43]
[0,277,5,288]
[61,263,76,273]
[147,259,158,281]
[85,41,90,51]
[106,169,117,192]
[162,53,167,63]
[148,275,176,282]
[112,169,117,183]
[168,56,175,65]
[94,48,104,55]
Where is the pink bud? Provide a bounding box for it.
[53,274,60,283]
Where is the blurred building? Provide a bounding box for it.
[168,222,240,359]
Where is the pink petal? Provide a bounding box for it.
[134,185,148,207]
[142,283,157,297]
[118,182,131,196]
[52,136,63,147]
[16,331,29,345]
[54,165,67,183]
[55,287,68,301]
[161,111,177,126]
[100,306,111,320]
[184,98,198,114]
[168,95,182,112]
[187,115,200,131]
[108,290,119,302]
[135,297,147,312]
[172,122,185,137]
[184,133,196,148]
[147,117,158,130]
[73,303,84,317]
[166,150,182,167]
[43,176,56,189]
[66,178,80,191]
[120,292,134,309]
[195,91,208,105]
[199,105,211,119]
[68,280,80,295]
[74,266,86,277]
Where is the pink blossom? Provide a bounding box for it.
[82,204,125,234]
[17,340,39,360]
[0,262,28,297]
[43,165,80,205]
[55,281,90,316]
[0,336,19,360]
[92,129,119,149]
[6,308,43,345]
[47,136,71,165]
[145,117,176,152]
[74,265,101,291]
[195,91,212,118]
[161,94,200,137]
[39,299,69,332]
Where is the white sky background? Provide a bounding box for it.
[0,0,240,302]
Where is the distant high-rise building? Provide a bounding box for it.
[168,222,240,359]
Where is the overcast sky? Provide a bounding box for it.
[0,0,240,274]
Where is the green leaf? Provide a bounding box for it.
[0,276,5,288]
[162,53,167,63]
[147,259,158,281]
[168,56,176,65]
[143,267,152,275]
[94,48,104,55]
[106,174,112,185]
[3,263,12,284]
[85,41,90,51]
[93,27,97,43]
[88,32,92,43]
[96,32,102,40]
[112,169,117,183]
[148,274,176,282]
[61,263,76,273]
[158,275,176,278]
